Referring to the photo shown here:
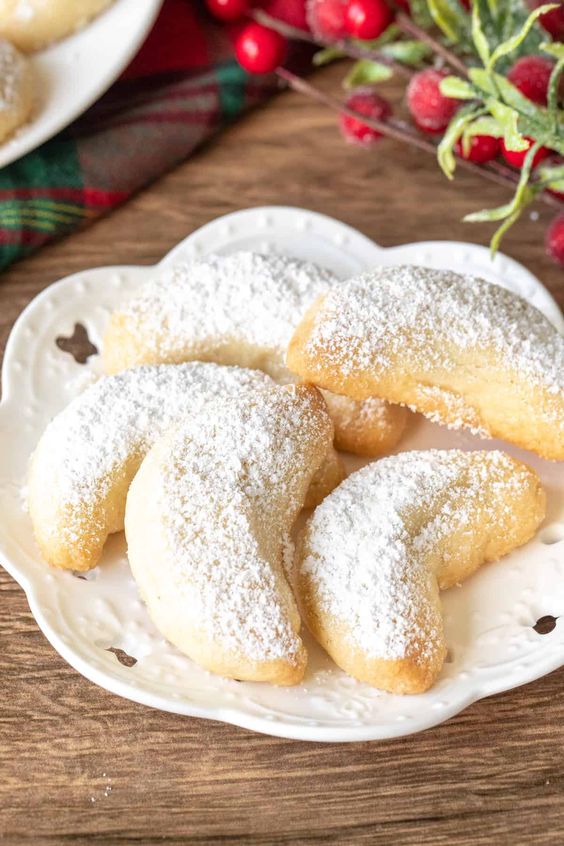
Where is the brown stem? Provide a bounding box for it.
[252,9,413,79]
[277,67,437,153]
[334,38,413,80]
[277,68,562,208]
[251,9,316,42]
[396,12,469,77]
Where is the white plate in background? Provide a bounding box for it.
[0,0,163,169]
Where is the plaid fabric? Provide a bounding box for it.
[0,0,279,270]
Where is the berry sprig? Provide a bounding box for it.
[205,0,564,264]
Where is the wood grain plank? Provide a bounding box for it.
[0,64,562,844]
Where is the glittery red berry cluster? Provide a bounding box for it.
[205,0,564,264]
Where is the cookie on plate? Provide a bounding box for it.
[126,385,334,685]
[28,362,341,572]
[103,252,408,457]
[287,265,564,460]
[297,449,545,694]
[0,40,33,144]
[0,0,114,52]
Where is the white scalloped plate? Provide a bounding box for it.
[1,206,563,742]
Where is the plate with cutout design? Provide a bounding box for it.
[0,206,563,742]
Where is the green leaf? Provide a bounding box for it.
[470,68,562,153]
[463,116,504,138]
[518,122,564,157]
[438,106,482,180]
[538,164,564,181]
[427,0,463,42]
[491,73,543,119]
[408,0,434,28]
[313,46,345,67]
[541,41,564,60]
[465,141,542,254]
[343,60,393,89]
[439,76,477,100]
[465,147,538,222]
[485,99,529,150]
[464,202,517,223]
[351,26,399,50]
[547,57,564,122]
[490,210,522,255]
[469,68,497,96]
[499,0,518,44]
[488,4,558,70]
[471,2,491,66]
[509,139,541,205]
[380,40,432,66]
[536,163,564,193]
[495,0,547,65]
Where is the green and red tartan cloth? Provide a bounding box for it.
[0,0,279,271]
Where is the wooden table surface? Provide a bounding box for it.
[1,66,563,845]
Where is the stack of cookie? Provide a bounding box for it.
[29,253,563,694]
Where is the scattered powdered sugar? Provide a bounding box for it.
[300,449,534,663]
[305,265,564,398]
[154,388,329,663]
[0,40,25,112]
[117,252,338,379]
[31,363,272,544]
[15,1,34,21]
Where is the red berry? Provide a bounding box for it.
[235,22,287,73]
[546,214,564,265]
[527,0,564,40]
[306,0,348,41]
[260,0,309,30]
[507,56,554,106]
[500,136,551,169]
[340,88,392,146]
[206,0,250,22]
[345,0,393,39]
[459,0,470,8]
[455,134,500,164]
[406,68,460,134]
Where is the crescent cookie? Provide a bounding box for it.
[0,39,33,144]
[287,265,564,460]
[103,252,408,457]
[28,362,341,572]
[297,449,546,694]
[0,0,114,52]
[125,385,334,686]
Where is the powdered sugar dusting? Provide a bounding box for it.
[407,385,489,437]
[300,449,536,663]
[321,391,400,431]
[0,40,25,112]
[15,1,34,21]
[31,363,272,547]
[154,388,330,663]
[304,264,564,405]
[118,252,338,381]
